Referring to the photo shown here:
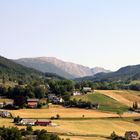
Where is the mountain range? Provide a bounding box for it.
[1,55,140,82]
[15,57,110,79]
[76,64,140,82]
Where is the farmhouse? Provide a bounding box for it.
[27,99,39,108]
[73,91,82,96]
[35,120,52,126]
[125,131,139,140]
[48,94,63,104]
[0,110,11,117]
[19,119,36,126]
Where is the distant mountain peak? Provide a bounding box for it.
[15,57,111,79]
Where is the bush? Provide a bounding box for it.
[56,114,60,119]
[14,116,22,123]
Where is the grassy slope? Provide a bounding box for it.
[71,92,128,112]
[97,90,140,107]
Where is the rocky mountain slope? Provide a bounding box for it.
[15,57,110,79]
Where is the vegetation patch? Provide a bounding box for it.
[72,92,128,112]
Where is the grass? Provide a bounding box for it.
[130,80,140,85]
[0,98,13,103]
[7,104,140,119]
[97,90,140,107]
[60,136,108,140]
[7,105,118,118]
[1,117,140,139]
[2,90,140,140]
[71,92,128,112]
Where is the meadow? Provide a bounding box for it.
[1,117,140,140]
[1,90,140,140]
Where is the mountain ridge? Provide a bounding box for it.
[76,64,140,82]
[15,57,110,79]
[0,55,65,82]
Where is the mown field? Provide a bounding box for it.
[1,117,140,140]
[1,90,140,140]
[97,90,140,107]
[71,92,128,112]
[7,104,140,119]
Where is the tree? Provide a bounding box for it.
[14,116,22,123]
[133,101,138,110]
[0,127,22,140]
[62,92,71,101]
[56,114,60,119]
[26,126,33,135]
[34,86,46,99]
[2,76,5,85]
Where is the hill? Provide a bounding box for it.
[76,64,140,82]
[0,56,64,83]
[15,57,110,79]
[71,92,128,112]
[97,90,140,107]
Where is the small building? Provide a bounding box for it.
[48,94,63,104]
[48,94,56,100]
[0,110,11,117]
[27,99,39,108]
[83,87,92,92]
[73,91,82,96]
[5,101,14,106]
[125,131,139,140]
[19,119,36,126]
[35,120,52,126]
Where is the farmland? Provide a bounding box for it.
[71,92,128,112]
[1,90,140,140]
[97,90,140,106]
[1,117,140,140]
[7,104,140,119]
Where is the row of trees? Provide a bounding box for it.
[76,81,140,91]
[0,85,47,99]
[0,126,66,140]
[64,99,98,109]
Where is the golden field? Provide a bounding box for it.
[1,90,140,140]
[1,118,140,140]
[6,105,140,119]
[97,90,140,106]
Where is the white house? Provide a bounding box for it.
[73,91,82,96]
[83,87,92,92]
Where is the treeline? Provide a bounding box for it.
[0,79,75,101]
[0,84,48,99]
[48,80,74,100]
[64,99,98,109]
[76,81,140,91]
[0,126,67,140]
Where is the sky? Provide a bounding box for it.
[0,0,140,71]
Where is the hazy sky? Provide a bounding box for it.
[0,0,140,71]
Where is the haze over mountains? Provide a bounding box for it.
[1,55,140,82]
[15,57,110,79]
[76,64,140,82]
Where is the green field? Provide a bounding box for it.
[71,92,128,112]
